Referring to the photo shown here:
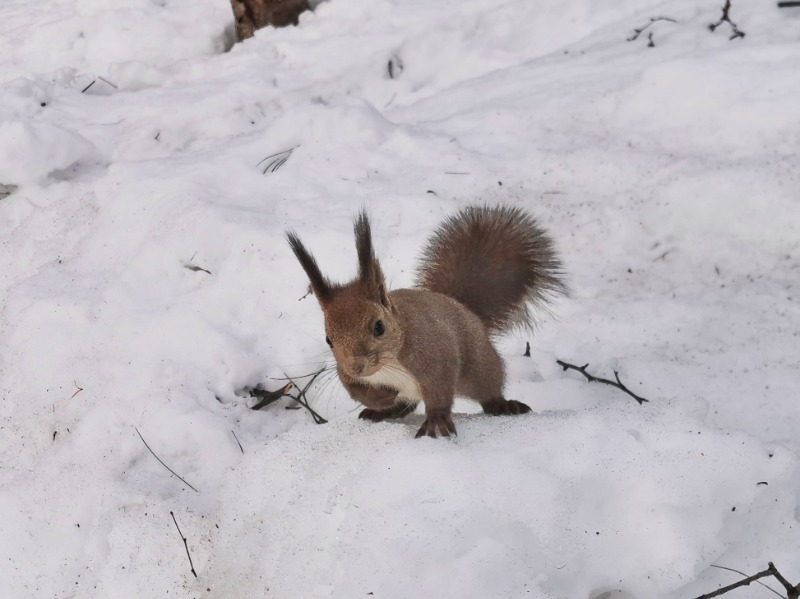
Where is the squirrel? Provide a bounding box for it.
[286,205,566,438]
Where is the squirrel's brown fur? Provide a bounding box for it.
[286,205,566,438]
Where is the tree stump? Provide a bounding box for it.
[230,0,311,41]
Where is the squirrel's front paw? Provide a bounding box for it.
[415,410,457,439]
[359,403,416,422]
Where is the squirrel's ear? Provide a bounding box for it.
[286,231,334,306]
[354,210,390,308]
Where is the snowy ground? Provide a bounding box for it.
[1,0,799,597]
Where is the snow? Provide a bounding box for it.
[1,0,798,597]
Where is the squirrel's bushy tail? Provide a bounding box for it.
[416,205,567,332]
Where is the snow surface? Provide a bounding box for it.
[1,0,799,597]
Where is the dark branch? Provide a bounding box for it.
[70,380,84,399]
[170,511,198,578]
[135,427,199,493]
[710,564,784,598]
[97,76,118,89]
[250,366,329,423]
[556,360,649,404]
[184,264,212,275]
[694,566,774,599]
[282,366,329,424]
[708,0,746,40]
[694,563,799,599]
[768,562,800,599]
[627,16,677,42]
[184,252,212,275]
[231,430,244,454]
[256,146,297,174]
[250,382,293,410]
[778,1,800,6]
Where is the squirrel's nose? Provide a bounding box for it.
[346,357,368,377]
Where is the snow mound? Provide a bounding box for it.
[0,120,96,184]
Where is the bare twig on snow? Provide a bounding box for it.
[231,430,244,454]
[250,382,293,410]
[556,359,649,404]
[70,381,84,399]
[170,511,198,578]
[256,146,297,174]
[694,562,799,599]
[627,16,677,45]
[708,0,746,40]
[135,427,199,493]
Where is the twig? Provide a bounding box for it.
[274,366,328,424]
[769,563,800,599]
[254,366,331,423]
[710,565,784,598]
[81,80,96,93]
[170,511,198,578]
[778,1,800,6]
[70,381,84,399]
[231,430,244,454]
[184,263,212,275]
[627,16,677,42]
[694,562,799,599]
[135,427,199,493]
[97,76,118,89]
[695,566,775,599]
[279,366,330,424]
[556,360,649,404]
[184,252,212,275]
[256,146,297,174]
[708,0,746,40]
[250,382,293,410]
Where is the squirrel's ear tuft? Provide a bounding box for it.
[354,210,374,280]
[286,231,334,306]
[354,210,390,307]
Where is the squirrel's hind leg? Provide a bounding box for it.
[459,339,533,416]
[480,397,532,416]
[359,402,418,422]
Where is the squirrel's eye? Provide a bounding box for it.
[373,320,385,337]
[325,335,332,347]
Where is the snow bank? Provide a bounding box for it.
[0,0,798,597]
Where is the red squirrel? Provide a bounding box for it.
[286,205,566,438]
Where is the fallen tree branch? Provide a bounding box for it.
[281,366,329,424]
[170,511,198,578]
[183,252,212,275]
[694,562,799,599]
[250,382,293,410]
[708,0,746,40]
[627,16,677,44]
[70,380,84,399]
[135,427,199,493]
[255,146,297,174]
[709,565,784,598]
[250,366,329,423]
[231,430,244,454]
[556,359,649,404]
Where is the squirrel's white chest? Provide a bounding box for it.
[359,361,423,403]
